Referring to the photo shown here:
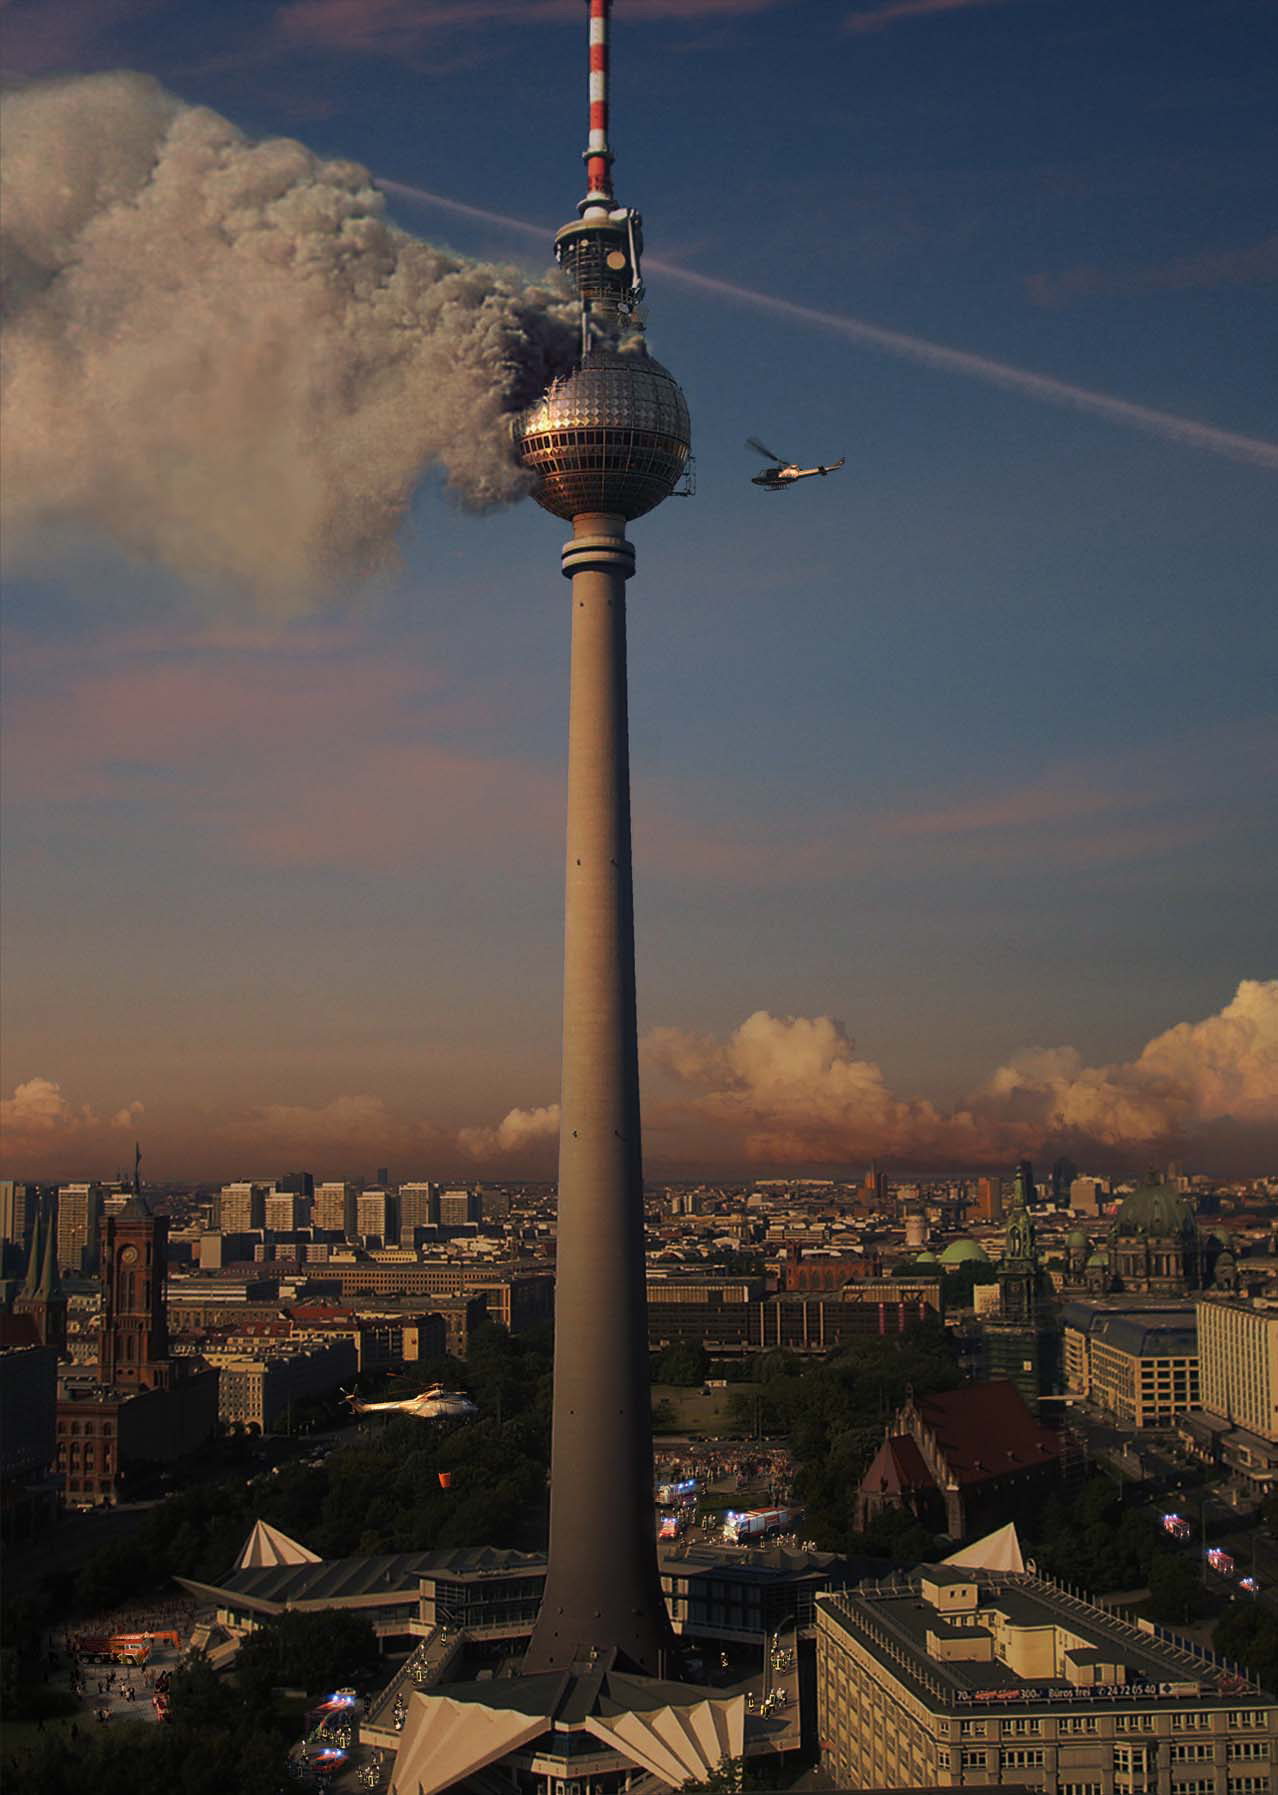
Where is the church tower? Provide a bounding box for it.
[13,1195,67,1353]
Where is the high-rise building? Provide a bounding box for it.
[974,1175,1004,1222]
[219,1182,269,1232]
[313,1181,357,1236]
[438,1189,481,1227]
[56,1183,104,1275]
[356,1188,397,1247]
[276,1171,315,1199]
[1050,1155,1079,1203]
[1070,1175,1107,1214]
[398,1183,438,1241]
[265,1190,310,1233]
[1014,1158,1036,1205]
[0,1180,36,1251]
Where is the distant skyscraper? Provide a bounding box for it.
[56,1183,104,1275]
[1050,1156,1078,1203]
[356,1188,397,1247]
[219,1182,268,1232]
[276,1170,315,1199]
[974,1175,1004,1222]
[1014,1159,1036,1205]
[398,1182,438,1241]
[313,1181,357,1235]
[265,1190,310,1232]
[438,1189,481,1228]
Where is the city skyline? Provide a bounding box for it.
[2,0,1275,1182]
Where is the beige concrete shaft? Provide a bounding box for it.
[524,513,674,1677]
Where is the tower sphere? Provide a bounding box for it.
[515,346,691,521]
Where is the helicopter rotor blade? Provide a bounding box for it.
[746,436,786,465]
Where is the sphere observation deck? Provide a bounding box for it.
[516,347,691,522]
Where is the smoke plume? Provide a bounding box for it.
[644,979,1278,1170]
[0,73,576,608]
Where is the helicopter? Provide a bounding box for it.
[747,437,845,490]
[342,1384,478,1422]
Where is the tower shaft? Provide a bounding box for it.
[524,513,672,1676]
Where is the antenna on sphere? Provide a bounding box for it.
[555,0,644,357]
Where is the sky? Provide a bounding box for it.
[1,0,1275,1183]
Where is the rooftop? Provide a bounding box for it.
[819,1568,1268,1711]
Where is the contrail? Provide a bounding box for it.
[380,177,1278,474]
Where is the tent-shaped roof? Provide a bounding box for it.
[235,1520,321,1569]
[943,1522,1025,1573]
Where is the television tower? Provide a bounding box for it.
[515,0,691,1677]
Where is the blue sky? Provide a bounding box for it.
[2,0,1275,1179]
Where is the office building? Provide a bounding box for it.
[974,1177,1005,1223]
[220,1182,269,1232]
[1062,1300,1199,1427]
[313,1181,357,1236]
[356,1188,397,1247]
[817,1562,1278,1792]
[1071,1176,1108,1215]
[438,1189,481,1228]
[56,1183,104,1274]
[398,1183,438,1241]
[265,1190,311,1233]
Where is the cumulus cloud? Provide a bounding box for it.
[459,1104,560,1162]
[0,73,576,609]
[644,980,1278,1169]
[1,1077,144,1167]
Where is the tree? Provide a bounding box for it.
[655,1341,710,1386]
[1148,1553,1208,1624]
[235,1609,378,1698]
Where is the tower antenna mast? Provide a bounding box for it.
[555,0,644,357]
[514,0,691,1676]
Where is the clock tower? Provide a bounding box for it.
[98,1198,171,1389]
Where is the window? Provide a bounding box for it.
[1060,1785,1103,1795]
[1172,1745,1215,1762]
[1004,1718,1043,1737]
[1230,1714,1269,1731]
[1229,1744,1270,1762]
[1002,1749,1045,1769]
[1060,1716,1101,1735]
[1173,1785,1216,1795]
[1174,1714,1212,1732]
[961,1750,988,1768]
[1229,1781,1270,1795]
[959,1720,988,1739]
[1118,1715,1157,1733]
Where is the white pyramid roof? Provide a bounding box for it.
[943,1521,1025,1573]
[389,1696,547,1795]
[236,1519,322,1568]
[585,1695,745,1788]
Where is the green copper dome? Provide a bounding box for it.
[1066,1227,1089,1248]
[914,1249,940,1266]
[938,1237,990,1266]
[1112,1179,1196,1239]
[1086,1247,1110,1267]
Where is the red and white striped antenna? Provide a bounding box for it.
[583,0,615,217]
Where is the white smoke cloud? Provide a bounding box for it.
[644,980,1278,1168]
[459,1103,560,1162]
[0,72,576,609]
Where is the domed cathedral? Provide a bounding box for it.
[1106,1176,1206,1295]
